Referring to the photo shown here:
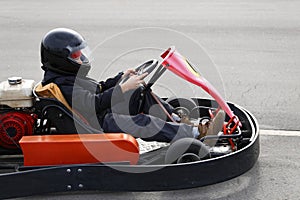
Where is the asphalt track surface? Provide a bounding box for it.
[0,0,299,199]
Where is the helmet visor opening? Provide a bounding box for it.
[68,46,92,65]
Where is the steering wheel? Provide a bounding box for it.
[120,59,158,84]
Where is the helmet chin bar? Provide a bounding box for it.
[43,62,90,78]
[77,62,91,77]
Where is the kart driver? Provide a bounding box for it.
[39,28,224,143]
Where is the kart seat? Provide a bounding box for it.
[35,82,73,111]
[34,82,102,134]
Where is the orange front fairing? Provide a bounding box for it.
[20,133,139,166]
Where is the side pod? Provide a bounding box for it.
[20,133,140,166]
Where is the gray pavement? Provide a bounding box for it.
[0,0,299,199]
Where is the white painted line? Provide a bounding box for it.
[260,130,300,137]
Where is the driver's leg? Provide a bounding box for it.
[110,87,143,115]
[102,112,194,143]
[141,90,174,115]
[113,87,174,121]
[134,88,175,121]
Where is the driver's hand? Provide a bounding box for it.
[120,72,148,93]
[122,68,136,79]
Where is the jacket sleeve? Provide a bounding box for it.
[99,72,123,92]
[62,83,124,115]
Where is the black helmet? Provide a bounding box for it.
[41,28,91,76]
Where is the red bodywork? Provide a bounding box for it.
[160,46,237,121]
[20,133,139,166]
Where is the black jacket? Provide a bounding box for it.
[42,70,124,129]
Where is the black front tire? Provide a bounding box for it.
[165,138,211,164]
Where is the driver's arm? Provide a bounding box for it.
[70,83,125,114]
[120,72,148,93]
[98,68,137,92]
[98,72,123,92]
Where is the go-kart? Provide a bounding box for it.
[0,46,259,199]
